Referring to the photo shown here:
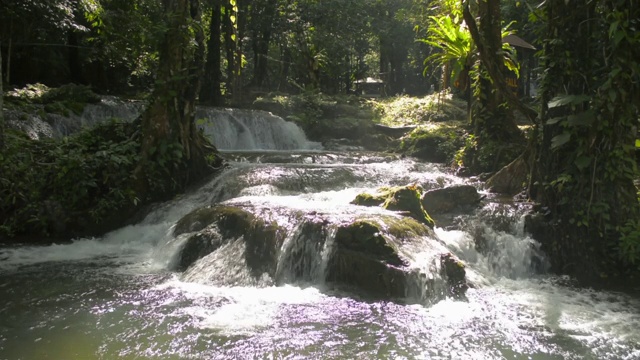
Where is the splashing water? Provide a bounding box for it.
[1,145,640,359]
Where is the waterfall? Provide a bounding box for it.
[196,107,322,150]
[79,99,323,150]
[8,97,320,151]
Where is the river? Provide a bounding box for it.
[1,108,639,359]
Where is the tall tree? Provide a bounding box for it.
[135,0,215,197]
[200,0,224,105]
[462,0,522,142]
[222,0,240,100]
[248,0,278,89]
[372,0,414,95]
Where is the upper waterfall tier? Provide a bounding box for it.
[195,107,322,151]
[11,97,321,151]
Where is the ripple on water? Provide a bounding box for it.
[2,151,640,359]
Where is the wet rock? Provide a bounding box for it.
[360,133,395,151]
[5,110,55,139]
[352,185,435,228]
[373,124,417,137]
[334,220,406,267]
[174,206,285,275]
[327,216,467,301]
[486,156,528,195]
[174,206,468,303]
[176,228,226,271]
[327,218,412,298]
[524,211,559,274]
[322,138,364,151]
[440,253,468,297]
[421,185,482,214]
[174,206,253,236]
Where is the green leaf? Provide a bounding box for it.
[566,110,595,127]
[574,156,592,170]
[635,139,640,148]
[551,132,571,149]
[546,117,564,125]
[548,94,590,108]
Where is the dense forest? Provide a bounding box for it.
[1,0,639,284]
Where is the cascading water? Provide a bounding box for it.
[1,111,640,359]
[10,97,323,151]
[196,107,322,150]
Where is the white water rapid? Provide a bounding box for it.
[1,112,640,359]
[10,97,322,151]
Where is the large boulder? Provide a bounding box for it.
[486,156,528,195]
[421,185,482,214]
[173,206,285,274]
[173,205,468,303]
[351,185,435,228]
[334,220,407,267]
[326,216,467,301]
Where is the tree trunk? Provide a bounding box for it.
[462,0,536,130]
[530,0,640,281]
[232,0,247,103]
[67,31,84,84]
[278,45,291,91]
[0,41,4,149]
[5,21,11,84]
[223,1,236,99]
[135,0,213,198]
[379,38,390,96]
[249,0,276,89]
[200,0,223,106]
[462,0,520,140]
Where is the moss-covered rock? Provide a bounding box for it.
[328,218,408,298]
[334,220,406,267]
[398,125,466,163]
[383,185,435,228]
[352,185,435,228]
[327,215,467,301]
[174,205,254,237]
[351,190,388,207]
[421,185,482,214]
[440,253,468,297]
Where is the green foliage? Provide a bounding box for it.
[375,93,467,125]
[419,15,472,82]
[534,0,640,278]
[455,131,524,174]
[0,120,140,237]
[399,125,465,164]
[619,218,640,268]
[254,91,374,128]
[6,83,100,116]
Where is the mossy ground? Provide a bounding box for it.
[252,91,474,161]
[5,83,101,117]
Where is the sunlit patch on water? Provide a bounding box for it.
[2,151,640,359]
